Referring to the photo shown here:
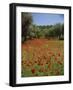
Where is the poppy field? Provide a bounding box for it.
[21,39,64,77]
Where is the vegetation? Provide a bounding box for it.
[21,13,64,77]
[22,13,64,42]
[22,39,64,77]
[22,13,32,42]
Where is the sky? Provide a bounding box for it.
[32,13,64,26]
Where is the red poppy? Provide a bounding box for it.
[58,53,61,56]
[46,62,48,64]
[35,61,37,63]
[49,51,52,54]
[55,57,57,61]
[40,63,43,66]
[57,61,62,65]
[48,64,51,69]
[31,68,35,74]
[52,54,55,56]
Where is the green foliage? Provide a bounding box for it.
[22,13,64,42]
[22,13,32,42]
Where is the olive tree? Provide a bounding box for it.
[22,13,32,42]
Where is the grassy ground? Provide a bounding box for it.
[21,39,64,77]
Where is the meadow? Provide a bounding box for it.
[21,13,64,77]
[21,39,64,77]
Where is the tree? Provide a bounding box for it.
[61,23,64,36]
[45,27,55,39]
[22,13,32,42]
[54,24,61,39]
[44,23,64,40]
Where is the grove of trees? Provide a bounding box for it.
[22,13,64,42]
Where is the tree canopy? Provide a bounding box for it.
[22,13,64,42]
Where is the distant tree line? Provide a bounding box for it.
[22,13,64,43]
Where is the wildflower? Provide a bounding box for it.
[57,61,62,65]
[58,53,61,56]
[55,57,57,61]
[31,68,35,74]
